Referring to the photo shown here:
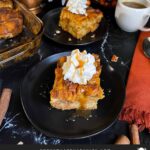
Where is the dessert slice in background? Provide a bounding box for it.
[0,8,23,39]
[59,0,103,39]
[0,0,23,39]
[0,0,13,9]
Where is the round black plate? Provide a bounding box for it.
[42,8,108,46]
[21,52,125,139]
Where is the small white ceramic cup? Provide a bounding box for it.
[115,0,150,32]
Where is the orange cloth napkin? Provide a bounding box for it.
[119,32,150,132]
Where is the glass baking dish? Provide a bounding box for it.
[0,0,43,69]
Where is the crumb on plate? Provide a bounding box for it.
[91,34,95,38]
[68,38,72,41]
[17,141,24,145]
[56,30,61,34]
[111,54,119,62]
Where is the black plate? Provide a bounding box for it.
[42,8,108,46]
[20,52,125,139]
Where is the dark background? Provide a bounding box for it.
[0,0,150,145]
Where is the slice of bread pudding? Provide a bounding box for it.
[50,54,104,110]
[59,7,103,39]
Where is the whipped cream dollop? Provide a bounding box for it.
[66,0,88,15]
[62,49,96,85]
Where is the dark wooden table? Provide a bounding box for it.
[0,1,149,145]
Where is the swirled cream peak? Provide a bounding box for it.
[66,0,88,15]
[62,49,96,85]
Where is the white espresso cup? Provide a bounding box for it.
[115,0,150,32]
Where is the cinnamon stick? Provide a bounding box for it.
[115,135,130,145]
[130,124,140,144]
[0,88,12,126]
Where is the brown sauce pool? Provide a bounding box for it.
[123,2,146,9]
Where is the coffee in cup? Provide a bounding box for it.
[115,0,150,32]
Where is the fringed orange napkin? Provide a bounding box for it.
[119,32,150,132]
